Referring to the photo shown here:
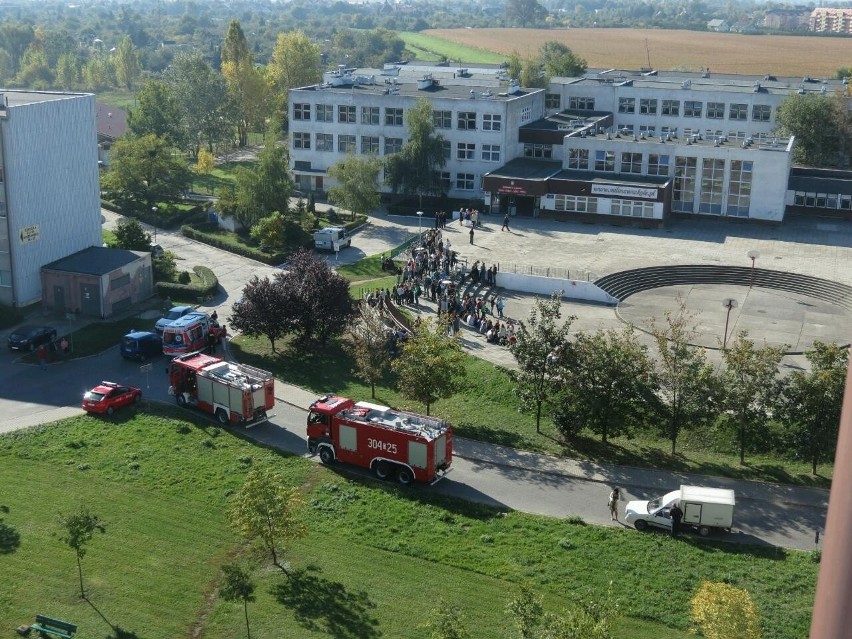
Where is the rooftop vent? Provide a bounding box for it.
[681,79,691,89]
[507,79,521,95]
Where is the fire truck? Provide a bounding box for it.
[306,394,453,485]
[167,351,275,426]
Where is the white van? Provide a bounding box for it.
[624,485,735,537]
[314,227,351,251]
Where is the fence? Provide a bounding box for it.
[496,263,598,282]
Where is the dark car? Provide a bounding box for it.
[120,331,163,361]
[8,325,57,351]
[82,381,142,415]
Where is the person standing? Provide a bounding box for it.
[608,487,621,521]
[501,213,510,231]
[670,502,684,537]
[469,226,474,244]
[496,296,505,318]
[37,344,47,370]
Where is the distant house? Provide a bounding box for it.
[810,8,852,34]
[707,19,730,32]
[95,102,127,167]
[764,9,811,31]
[730,21,758,34]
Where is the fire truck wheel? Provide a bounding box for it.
[374,461,391,481]
[397,468,414,486]
[216,408,229,425]
[319,447,335,465]
[176,394,186,407]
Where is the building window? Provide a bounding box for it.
[442,140,452,160]
[618,124,634,135]
[728,130,747,141]
[705,129,724,141]
[521,106,532,122]
[481,144,501,162]
[457,111,477,130]
[385,107,403,126]
[699,158,725,215]
[752,104,771,121]
[673,156,697,213]
[338,105,356,124]
[483,113,502,131]
[707,102,725,119]
[524,143,553,159]
[457,142,475,160]
[621,152,642,174]
[338,134,356,153]
[293,132,311,149]
[456,173,475,190]
[554,195,597,213]
[316,104,333,122]
[567,148,589,170]
[545,93,561,109]
[569,96,595,110]
[647,154,670,176]
[316,133,333,151]
[595,150,615,172]
[433,110,452,129]
[361,136,379,154]
[440,172,451,191]
[727,160,753,217]
[841,194,852,209]
[293,103,311,121]
[662,100,680,116]
[639,125,656,137]
[611,199,655,218]
[361,106,379,125]
[640,98,658,115]
[684,101,703,117]
[618,97,635,114]
[384,137,402,154]
[729,103,748,120]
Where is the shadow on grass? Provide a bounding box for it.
[104,627,140,639]
[272,564,382,639]
[456,421,526,449]
[0,519,21,553]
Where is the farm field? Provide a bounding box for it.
[423,28,852,78]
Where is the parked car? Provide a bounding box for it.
[154,305,194,334]
[7,325,57,351]
[120,331,163,361]
[82,382,142,415]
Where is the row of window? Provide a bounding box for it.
[567,148,672,175]
[672,158,753,217]
[548,95,773,122]
[292,103,504,131]
[293,132,501,162]
[793,192,852,210]
[615,126,774,142]
[552,195,657,219]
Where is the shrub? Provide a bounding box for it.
[178,271,192,285]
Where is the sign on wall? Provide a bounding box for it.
[19,224,40,243]
[591,184,658,200]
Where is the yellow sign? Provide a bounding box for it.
[19,225,40,243]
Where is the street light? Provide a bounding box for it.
[747,249,760,288]
[151,206,158,244]
[416,210,423,237]
[722,298,739,350]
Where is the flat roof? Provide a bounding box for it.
[43,246,145,276]
[0,89,92,107]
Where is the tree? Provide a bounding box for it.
[58,505,105,598]
[218,144,293,229]
[506,584,544,639]
[221,20,269,147]
[250,211,288,250]
[505,0,548,27]
[100,134,192,207]
[267,29,322,106]
[113,217,151,251]
[128,79,185,147]
[649,302,719,455]
[781,341,847,474]
[113,35,140,89]
[422,599,470,639]
[348,303,392,399]
[507,51,523,82]
[775,92,849,167]
[720,332,785,464]
[384,98,446,208]
[392,319,466,415]
[195,148,215,192]
[509,294,575,434]
[219,564,256,639]
[520,57,546,89]
[229,275,289,352]
[54,52,80,90]
[227,468,305,573]
[539,41,586,78]
[276,249,354,345]
[554,326,655,444]
[328,155,382,221]
[507,583,619,639]
[690,581,762,639]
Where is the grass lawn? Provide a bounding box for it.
[191,160,256,196]
[95,89,137,111]
[400,31,508,65]
[0,408,816,639]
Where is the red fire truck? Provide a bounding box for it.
[167,351,275,426]
[306,394,453,485]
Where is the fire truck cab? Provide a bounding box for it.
[307,394,453,485]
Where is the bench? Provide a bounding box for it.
[30,615,77,639]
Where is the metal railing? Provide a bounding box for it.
[496,263,597,282]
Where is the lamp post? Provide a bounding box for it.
[722,298,738,350]
[416,210,423,238]
[151,206,158,244]
[747,249,760,287]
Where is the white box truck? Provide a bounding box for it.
[314,227,351,251]
[624,485,735,537]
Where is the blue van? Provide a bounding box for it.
[120,331,163,361]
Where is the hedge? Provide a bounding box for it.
[181,223,290,265]
[101,199,209,229]
[155,265,219,300]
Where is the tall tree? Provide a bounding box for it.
[221,20,268,147]
[267,30,322,107]
[218,143,294,229]
[720,332,785,464]
[781,341,847,475]
[554,326,655,444]
[229,275,289,352]
[219,564,256,639]
[649,303,719,455]
[101,134,192,207]
[348,303,393,399]
[539,40,587,78]
[775,92,848,167]
[509,294,575,434]
[128,79,185,147]
[113,217,151,251]
[328,155,382,221]
[505,0,548,27]
[58,505,106,599]
[113,35,140,89]
[227,468,305,573]
[392,319,466,415]
[384,98,446,207]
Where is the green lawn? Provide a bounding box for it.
[96,89,137,112]
[191,160,256,195]
[0,409,816,639]
[400,32,508,65]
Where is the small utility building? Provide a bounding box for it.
[41,246,153,318]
